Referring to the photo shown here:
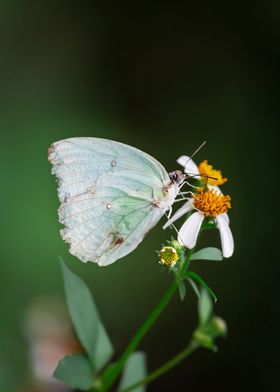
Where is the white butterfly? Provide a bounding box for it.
[48,137,185,266]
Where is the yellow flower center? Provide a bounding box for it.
[159,246,179,268]
[198,160,227,186]
[193,189,231,217]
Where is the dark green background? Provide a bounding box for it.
[0,1,278,391]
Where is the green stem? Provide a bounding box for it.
[101,280,177,391]
[180,248,194,276]
[101,249,194,391]
[119,339,200,392]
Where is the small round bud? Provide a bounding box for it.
[159,246,179,268]
[209,317,227,337]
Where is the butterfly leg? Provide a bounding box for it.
[167,205,173,219]
[174,190,194,203]
[179,191,193,196]
[178,179,196,191]
[173,197,191,203]
[164,212,179,235]
[178,181,186,190]
[164,212,185,244]
[185,180,199,189]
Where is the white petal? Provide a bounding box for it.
[163,200,194,229]
[176,155,199,175]
[178,211,204,249]
[219,212,230,224]
[216,215,234,258]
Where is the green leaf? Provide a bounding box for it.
[118,352,147,392]
[178,281,186,301]
[186,271,217,303]
[198,289,213,326]
[61,260,114,372]
[191,247,223,261]
[187,278,200,300]
[54,353,93,390]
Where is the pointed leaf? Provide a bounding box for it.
[118,352,147,392]
[54,353,93,390]
[178,281,186,301]
[198,289,213,326]
[61,260,114,371]
[187,278,200,300]
[191,247,223,261]
[186,271,217,303]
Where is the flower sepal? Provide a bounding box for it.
[201,218,216,230]
[193,330,216,351]
[166,239,185,259]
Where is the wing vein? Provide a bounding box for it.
[71,204,152,257]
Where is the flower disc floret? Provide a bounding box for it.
[193,190,231,217]
[159,246,179,268]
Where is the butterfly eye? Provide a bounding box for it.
[169,170,185,185]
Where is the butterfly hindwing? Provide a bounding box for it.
[49,137,171,265]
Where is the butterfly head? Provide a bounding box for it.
[168,170,186,185]
[160,170,185,211]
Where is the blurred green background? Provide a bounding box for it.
[0,1,278,391]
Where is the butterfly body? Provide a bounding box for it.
[48,138,184,266]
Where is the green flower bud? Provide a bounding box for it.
[193,316,227,352]
[208,317,227,338]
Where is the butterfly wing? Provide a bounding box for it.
[48,137,172,266]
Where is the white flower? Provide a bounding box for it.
[177,155,201,178]
[177,155,228,189]
[164,189,234,258]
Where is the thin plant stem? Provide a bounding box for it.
[100,280,177,391]
[180,248,194,275]
[100,249,194,391]
[119,339,200,392]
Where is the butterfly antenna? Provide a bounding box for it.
[182,141,219,188]
[186,172,218,181]
[184,141,207,171]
